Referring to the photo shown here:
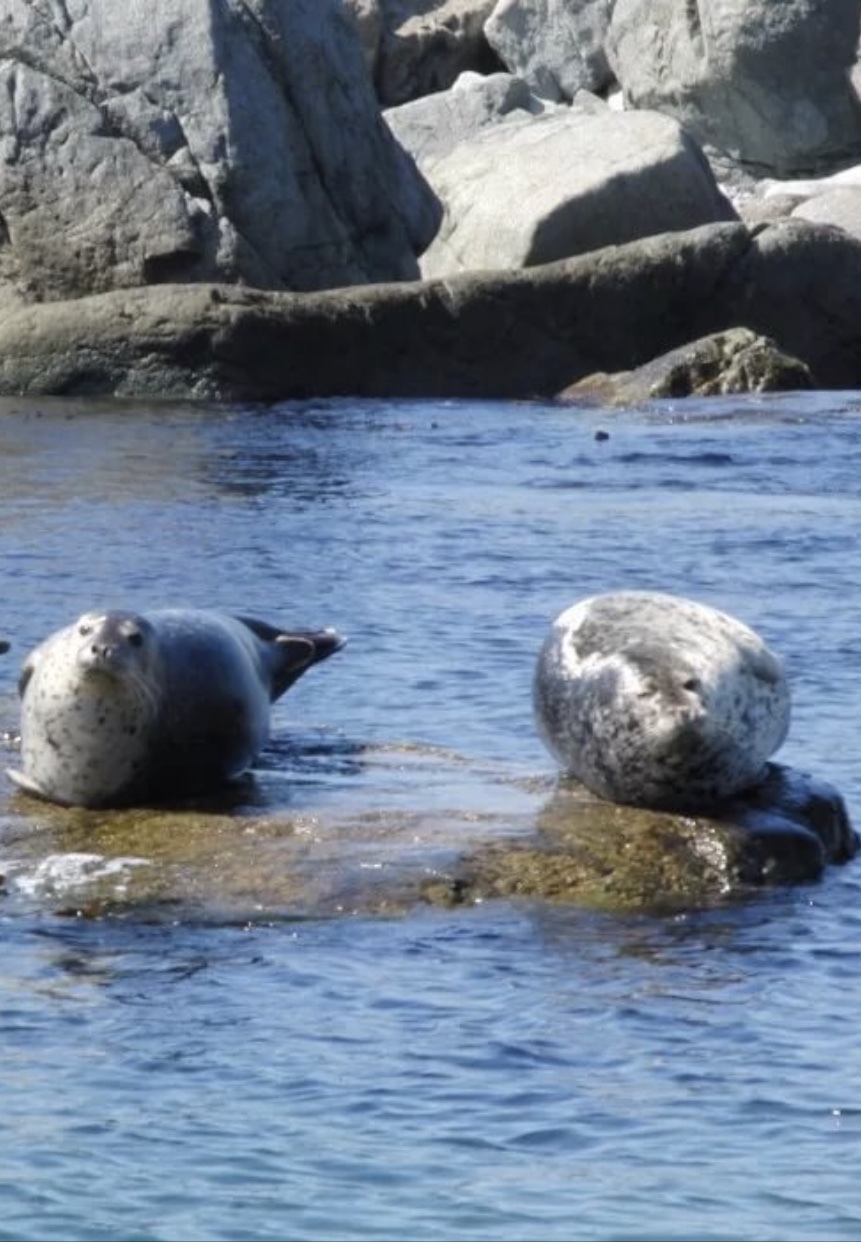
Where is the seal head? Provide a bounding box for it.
[533,590,790,811]
[8,608,345,808]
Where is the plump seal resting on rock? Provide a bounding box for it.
[533,591,790,812]
[7,608,346,808]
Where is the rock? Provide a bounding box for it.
[342,0,386,74]
[736,194,803,229]
[374,0,501,106]
[0,0,440,299]
[4,220,861,398]
[418,107,737,277]
[559,327,814,403]
[425,764,859,913]
[606,0,861,176]
[385,70,547,168]
[791,187,861,245]
[484,0,614,102]
[761,164,861,203]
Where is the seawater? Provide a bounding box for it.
[0,393,860,1240]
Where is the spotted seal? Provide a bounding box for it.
[533,590,790,811]
[7,608,346,808]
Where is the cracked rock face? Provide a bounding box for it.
[0,0,441,299]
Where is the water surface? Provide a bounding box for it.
[0,392,860,1240]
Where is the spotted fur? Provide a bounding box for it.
[8,608,345,808]
[533,591,790,811]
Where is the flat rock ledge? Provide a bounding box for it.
[3,219,861,399]
[0,758,852,920]
[423,764,859,914]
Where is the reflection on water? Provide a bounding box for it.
[0,392,860,1240]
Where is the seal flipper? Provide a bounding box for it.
[6,766,56,803]
[235,617,347,701]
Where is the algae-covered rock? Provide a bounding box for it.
[558,328,814,404]
[0,745,853,921]
[424,763,858,913]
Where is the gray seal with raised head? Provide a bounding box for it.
[7,608,346,808]
[533,590,790,811]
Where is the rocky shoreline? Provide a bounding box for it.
[2,218,860,401]
[1,1,861,400]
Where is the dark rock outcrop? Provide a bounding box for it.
[1,219,859,399]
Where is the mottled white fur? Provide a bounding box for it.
[534,591,790,810]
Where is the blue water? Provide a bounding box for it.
[1,392,861,1240]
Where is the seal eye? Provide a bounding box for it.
[78,623,91,638]
[127,631,144,648]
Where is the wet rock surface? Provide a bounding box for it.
[0,750,853,921]
[424,764,858,914]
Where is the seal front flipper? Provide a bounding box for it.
[236,617,347,700]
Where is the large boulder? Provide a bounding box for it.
[0,0,440,300]
[385,69,547,167]
[373,0,501,105]
[417,106,737,277]
[484,0,615,101]
[606,0,861,175]
[3,219,861,399]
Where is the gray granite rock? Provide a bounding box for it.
[0,0,440,299]
[374,0,500,105]
[417,107,736,277]
[606,0,861,175]
[385,70,547,167]
[485,0,614,102]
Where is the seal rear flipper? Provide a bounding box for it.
[236,617,347,700]
[6,767,57,803]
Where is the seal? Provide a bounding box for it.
[533,590,790,811]
[7,608,346,808]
